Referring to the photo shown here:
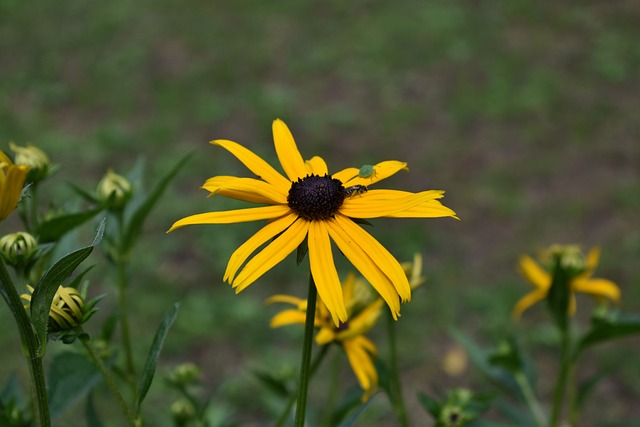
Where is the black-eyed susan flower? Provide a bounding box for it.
[512,245,621,319]
[168,119,456,325]
[268,272,383,401]
[0,150,30,221]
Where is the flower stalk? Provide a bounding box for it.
[0,259,51,427]
[386,309,409,427]
[294,273,318,427]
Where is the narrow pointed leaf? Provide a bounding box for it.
[36,207,104,243]
[135,302,180,415]
[31,219,105,356]
[576,314,640,356]
[122,154,190,252]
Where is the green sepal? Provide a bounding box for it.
[35,207,104,243]
[121,154,190,254]
[30,218,105,356]
[135,302,180,416]
[546,256,571,331]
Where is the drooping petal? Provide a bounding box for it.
[340,160,409,187]
[308,221,348,325]
[579,246,601,280]
[304,156,329,176]
[265,294,307,308]
[512,289,547,319]
[340,190,446,218]
[343,337,378,401]
[224,213,298,282]
[167,205,291,232]
[272,119,308,181]
[203,176,287,204]
[326,217,402,318]
[572,278,621,302]
[517,255,551,290]
[334,214,411,303]
[270,309,307,328]
[232,218,309,292]
[315,327,336,345]
[212,139,291,191]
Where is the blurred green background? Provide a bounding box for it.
[1,0,639,425]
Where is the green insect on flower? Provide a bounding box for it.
[358,164,377,180]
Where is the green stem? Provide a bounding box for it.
[275,345,329,427]
[79,334,137,427]
[117,256,136,396]
[294,274,317,427]
[514,371,547,427]
[550,327,572,427]
[0,259,51,427]
[567,361,578,427]
[386,310,409,427]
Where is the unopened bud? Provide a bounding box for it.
[0,232,38,269]
[97,169,131,210]
[9,142,50,183]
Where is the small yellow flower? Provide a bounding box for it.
[512,246,621,319]
[0,150,30,221]
[268,273,383,401]
[169,119,456,325]
[9,142,50,183]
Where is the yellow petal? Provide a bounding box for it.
[202,176,287,204]
[517,255,551,290]
[337,299,384,341]
[308,221,348,326]
[265,294,307,307]
[232,218,309,292]
[332,167,360,184]
[572,278,621,302]
[270,310,307,328]
[326,217,402,318]
[305,156,328,176]
[341,160,409,187]
[385,198,457,219]
[315,327,336,345]
[211,139,291,191]
[580,246,601,279]
[224,213,298,282]
[512,289,547,319]
[334,214,411,303]
[272,119,308,181]
[340,190,445,218]
[167,205,291,232]
[343,337,378,401]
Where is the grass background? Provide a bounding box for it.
[1,0,639,425]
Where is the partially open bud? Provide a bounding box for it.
[21,284,101,343]
[97,169,131,210]
[0,231,38,271]
[9,142,50,183]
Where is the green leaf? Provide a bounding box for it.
[121,154,190,252]
[68,182,100,204]
[30,218,105,356]
[336,394,374,427]
[36,207,104,243]
[417,391,441,418]
[252,369,291,398]
[135,302,180,415]
[48,351,103,420]
[576,313,640,356]
[85,392,106,427]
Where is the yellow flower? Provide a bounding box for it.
[512,246,621,319]
[0,151,30,221]
[168,119,456,325]
[268,273,384,401]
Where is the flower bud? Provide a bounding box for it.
[166,363,201,386]
[9,142,50,183]
[170,399,195,425]
[97,169,131,210]
[545,244,587,276]
[0,231,38,270]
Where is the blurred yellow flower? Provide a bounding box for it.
[513,246,621,319]
[268,272,383,401]
[169,119,456,325]
[0,151,30,221]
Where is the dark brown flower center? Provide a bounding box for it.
[287,174,346,221]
